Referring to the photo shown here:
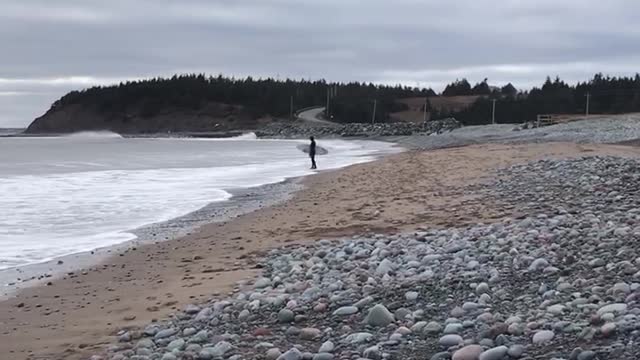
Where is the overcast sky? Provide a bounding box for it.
[1,0,640,127]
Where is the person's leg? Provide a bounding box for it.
[311,155,317,169]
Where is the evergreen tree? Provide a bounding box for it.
[501,83,518,98]
[49,74,438,124]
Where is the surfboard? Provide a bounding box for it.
[297,144,328,155]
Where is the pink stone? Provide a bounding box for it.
[453,345,484,360]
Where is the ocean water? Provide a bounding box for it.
[0,132,397,269]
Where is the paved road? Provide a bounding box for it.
[296,107,337,126]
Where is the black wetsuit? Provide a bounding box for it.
[309,140,317,169]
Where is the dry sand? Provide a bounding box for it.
[2,142,640,360]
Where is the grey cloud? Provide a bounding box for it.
[1,0,640,126]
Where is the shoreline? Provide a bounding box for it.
[0,178,303,300]
[0,136,400,299]
[3,142,640,360]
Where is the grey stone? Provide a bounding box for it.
[597,303,627,316]
[201,341,233,359]
[195,308,213,322]
[312,354,334,360]
[365,304,395,327]
[345,332,373,344]
[278,308,295,323]
[184,304,201,314]
[166,338,185,351]
[577,351,597,360]
[278,348,303,360]
[443,323,463,334]
[507,345,524,358]
[254,278,271,289]
[318,341,335,353]
[439,334,464,347]
[425,321,443,333]
[183,327,197,337]
[532,330,554,344]
[431,352,452,360]
[333,306,359,316]
[154,329,177,340]
[266,348,282,360]
[479,346,508,360]
[300,327,322,340]
[362,345,381,360]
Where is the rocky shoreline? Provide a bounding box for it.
[97,155,640,360]
[256,118,461,138]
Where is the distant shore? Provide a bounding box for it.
[0,130,251,138]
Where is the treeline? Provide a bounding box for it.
[49,73,640,126]
[51,74,435,123]
[441,78,518,97]
[442,74,640,125]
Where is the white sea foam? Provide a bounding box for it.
[63,130,124,139]
[0,136,399,269]
[229,132,258,140]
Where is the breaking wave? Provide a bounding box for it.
[64,131,123,139]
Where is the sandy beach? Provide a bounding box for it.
[3,141,640,360]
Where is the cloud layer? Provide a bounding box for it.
[1,0,639,126]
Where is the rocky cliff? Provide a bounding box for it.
[25,101,262,134]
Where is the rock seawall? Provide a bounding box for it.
[256,118,461,138]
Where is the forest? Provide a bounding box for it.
[50,74,435,123]
[440,74,640,125]
[49,73,640,125]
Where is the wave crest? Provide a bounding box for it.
[64,131,123,139]
[230,132,257,140]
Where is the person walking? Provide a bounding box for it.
[309,136,317,169]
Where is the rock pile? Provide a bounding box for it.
[99,156,640,360]
[256,118,461,138]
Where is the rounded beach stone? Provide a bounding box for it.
[478,346,508,360]
[278,309,295,323]
[452,345,484,360]
[333,306,359,316]
[532,330,554,344]
[507,345,524,358]
[365,304,395,327]
[266,348,282,360]
[313,354,334,360]
[318,340,334,353]
[439,334,464,347]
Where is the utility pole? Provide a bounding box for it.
[585,93,591,117]
[326,87,330,118]
[290,95,294,120]
[423,97,428,123]
[371,99,377,124]
[491,99,497,124]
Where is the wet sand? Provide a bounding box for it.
[2,142,640,360]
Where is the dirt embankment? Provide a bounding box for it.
[391,95,482,123]
[25,102,267,134]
